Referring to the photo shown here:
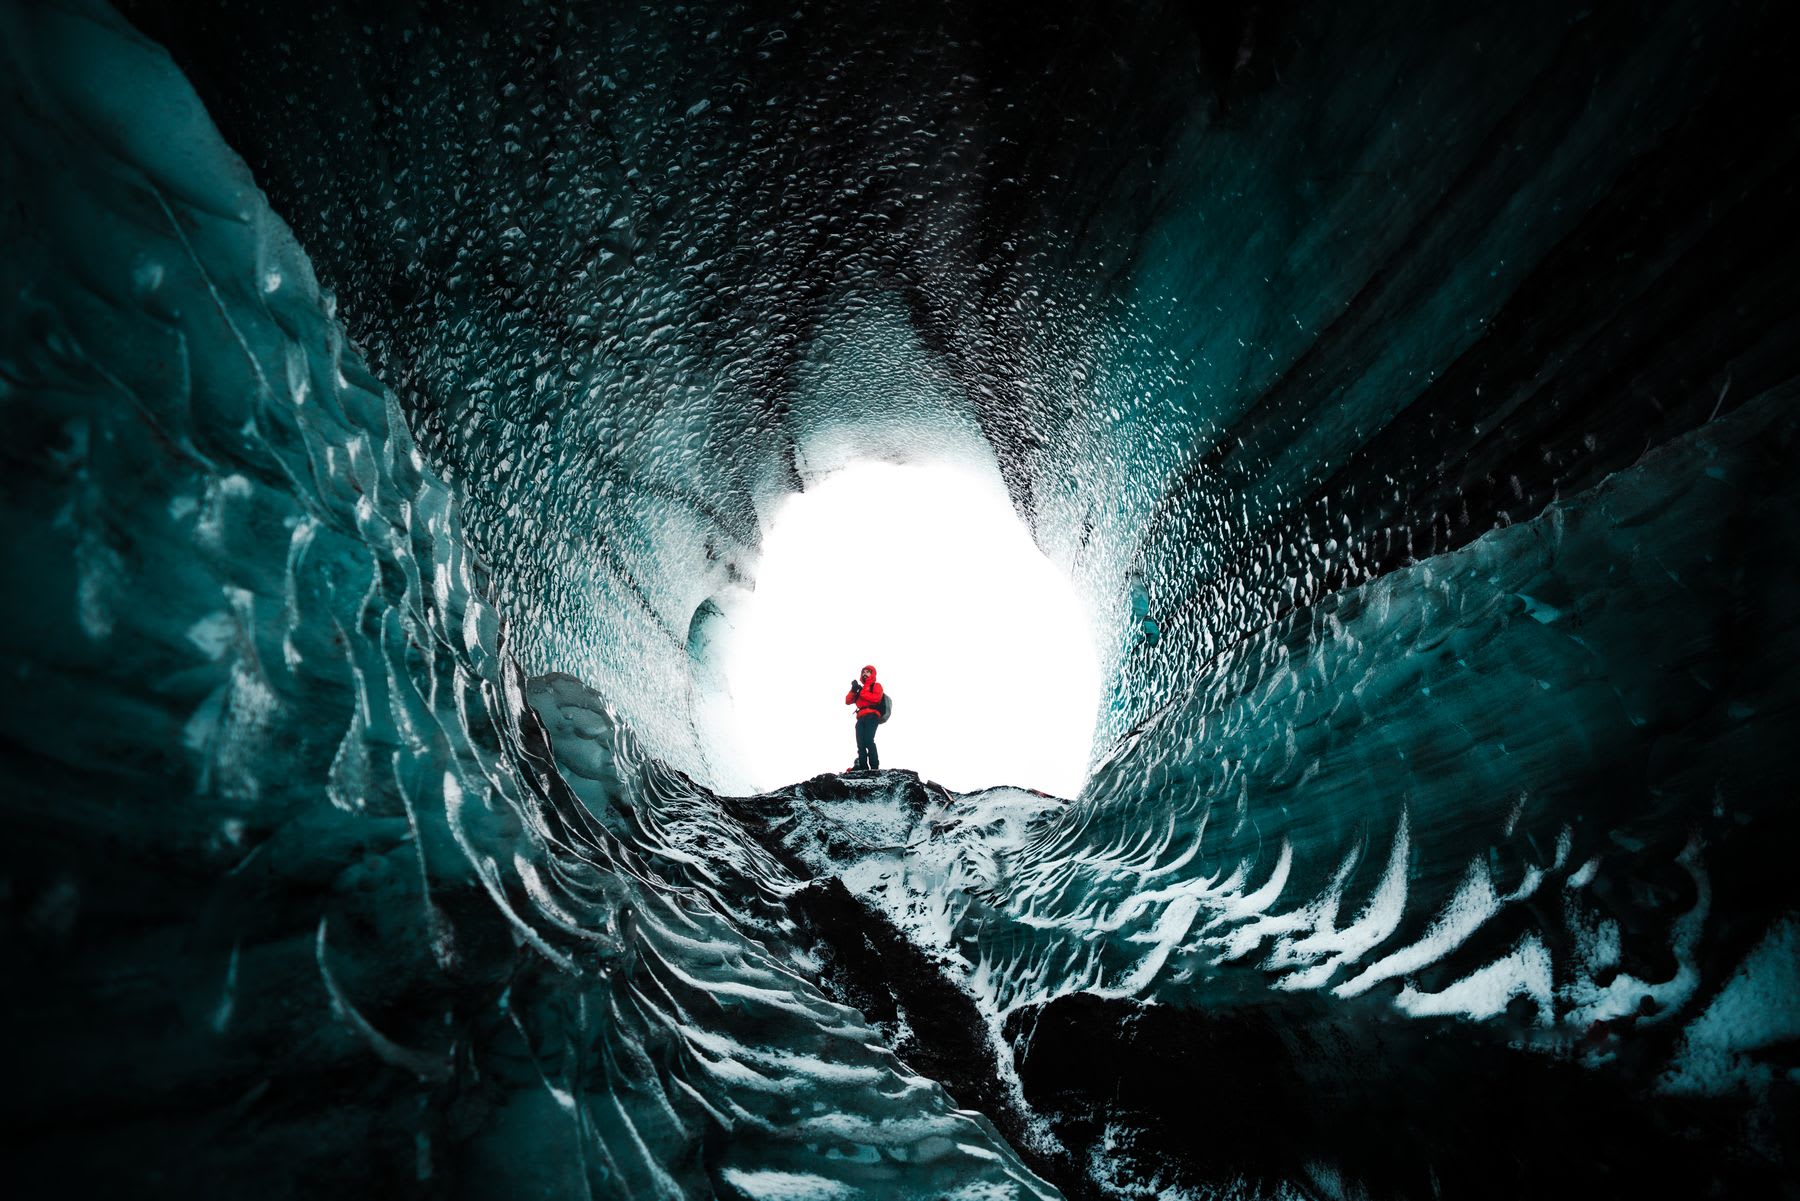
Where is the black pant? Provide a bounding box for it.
[854,715,880,770]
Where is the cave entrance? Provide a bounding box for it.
[716,461,1100,796]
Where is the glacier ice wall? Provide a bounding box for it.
[0,5,1053,1196]
[5,0,1800,1197]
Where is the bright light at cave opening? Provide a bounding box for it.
[720,461,1101,797]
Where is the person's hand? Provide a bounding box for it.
[849,679,860,693]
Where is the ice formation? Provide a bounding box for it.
[3,0,1798,1197]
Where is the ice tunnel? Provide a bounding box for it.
[4,0,1799,1196]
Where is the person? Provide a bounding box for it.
[844,664,884,771]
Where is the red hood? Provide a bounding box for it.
[860,665,878,683]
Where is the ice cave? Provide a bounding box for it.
[3,0,1798,1196]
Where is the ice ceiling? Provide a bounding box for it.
[3,0,1799,1197]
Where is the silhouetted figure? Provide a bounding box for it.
[845,664,884,771]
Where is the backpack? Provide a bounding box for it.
[878,692,893,723]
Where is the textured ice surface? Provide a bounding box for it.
[0,7,1049,1197]
[117,0,1800,790]
[6,0,1800,1196]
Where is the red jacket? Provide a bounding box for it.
[845,667,884,720]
